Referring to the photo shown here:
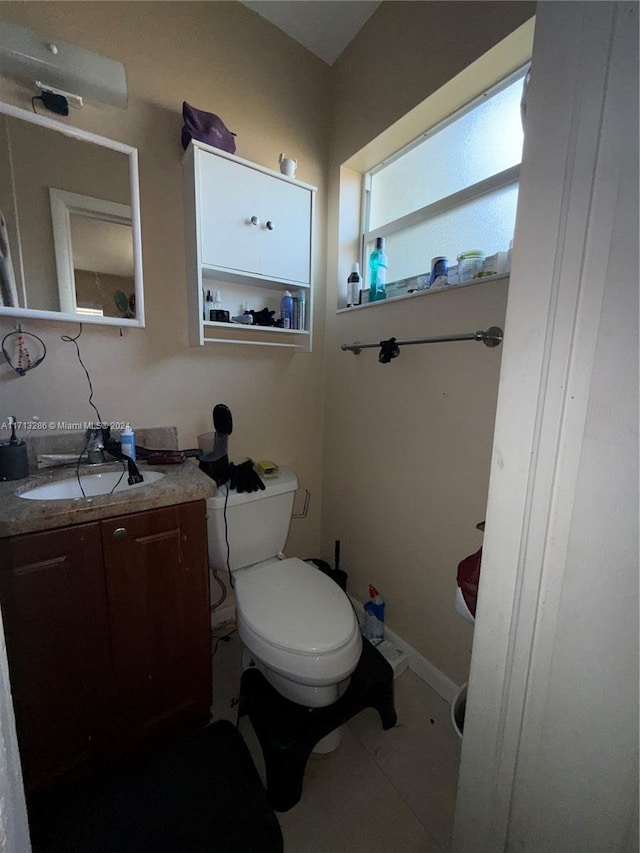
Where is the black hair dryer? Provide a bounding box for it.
[199,404,233,486]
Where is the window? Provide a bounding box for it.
[361,69,527,290]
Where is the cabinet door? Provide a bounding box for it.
[101,502,211,747]
[198,151,311,285]
[0,523,112,792]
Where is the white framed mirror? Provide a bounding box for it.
[0,100,144,327]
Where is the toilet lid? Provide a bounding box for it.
[235,557,358,655]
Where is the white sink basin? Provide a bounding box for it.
[19,470,165,501]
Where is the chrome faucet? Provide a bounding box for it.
[86,427,105,464]
[36,427,106,469]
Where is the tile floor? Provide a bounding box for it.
[211,630,462,853]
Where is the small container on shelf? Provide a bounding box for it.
[297,289,306,330]
[457,250,486,281]
[280,291,294,329]
[430,256,449,287]
[347,263,362,307]
[482,251,508,276]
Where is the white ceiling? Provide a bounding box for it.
[240,1,382,65]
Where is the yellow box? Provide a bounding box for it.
[256,460,279,478]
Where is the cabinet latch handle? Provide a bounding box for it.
[265,220,274,231]
[113,527,127,539]
[249,215,260,226]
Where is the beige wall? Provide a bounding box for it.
[0,1,331,559]
[329,1,536,165]
[323,1,534,685]
[0,1,534,685]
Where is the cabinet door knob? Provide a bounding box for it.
[249,215,260,226]
[113,527,127,539]
[265,220,274,231]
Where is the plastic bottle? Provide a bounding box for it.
[369,238,387,302]
[242,304,253,324]
[297,289,306,330]
[120,424,136,460]
[204,289,215,321]
[362,584,385,645]
[347,262,361,307]
[213,290,222,311]
[280,290,294,329]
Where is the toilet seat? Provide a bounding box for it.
[234,557,357,654]
[234,557,362,688]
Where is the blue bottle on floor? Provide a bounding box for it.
[363,585,385,645]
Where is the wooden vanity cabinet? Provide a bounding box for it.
[0,501,211,794]
[0,522,113,793]
[102,503,212,749]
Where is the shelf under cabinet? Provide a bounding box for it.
[201,320,310,349]
[203,321,308,334]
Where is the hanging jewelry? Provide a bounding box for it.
[17,329,32,374]
[1,327,47,376]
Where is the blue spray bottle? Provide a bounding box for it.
[363,584,385,645]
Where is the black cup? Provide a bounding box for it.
[0,443,29,481]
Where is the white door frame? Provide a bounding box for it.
[0,608,30,851]
[453,2,638,850]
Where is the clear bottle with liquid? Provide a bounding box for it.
[369,237,387,302]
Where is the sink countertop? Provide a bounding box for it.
[0,460,217,538]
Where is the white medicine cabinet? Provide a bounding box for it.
[183,141,316,349]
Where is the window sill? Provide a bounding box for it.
[336,273,509,314]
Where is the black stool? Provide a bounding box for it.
[238,636,397,812]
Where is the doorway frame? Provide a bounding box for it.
[453,2,638,849]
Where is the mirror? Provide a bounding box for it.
[0,101,144,327]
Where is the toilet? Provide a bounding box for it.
[206,469,362,746]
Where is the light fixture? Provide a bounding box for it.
[0,20,128,110]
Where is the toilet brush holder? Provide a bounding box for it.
[0,442,29,481]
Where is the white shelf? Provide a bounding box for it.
[336,273,509,314]
[203,320,308,335]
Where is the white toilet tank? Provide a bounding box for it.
[206,468,298,571]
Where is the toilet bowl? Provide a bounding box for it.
[234,556,362,707]
[205,470,362,722]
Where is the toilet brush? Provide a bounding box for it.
[333,540,349,593]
